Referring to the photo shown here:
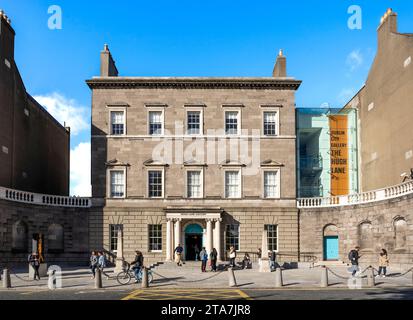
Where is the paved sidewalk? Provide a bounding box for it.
[1,264,412,292]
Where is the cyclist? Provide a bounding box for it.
[130,250,144,283]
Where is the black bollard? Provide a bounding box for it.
[95,268,102,289]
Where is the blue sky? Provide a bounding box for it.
[1,0,412,195]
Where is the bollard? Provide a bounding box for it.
[2,269,11,289]
[95,268,102,289]
[411,269,413,287]
[320,266,328,288]
[275,267,283,288]
[228,267,237,287]
[367,266,375,287]
[141,267,149,289]
[48,270,56,290]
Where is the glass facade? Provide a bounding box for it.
[296,107,359,198]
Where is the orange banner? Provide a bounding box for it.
[329,115,349,196]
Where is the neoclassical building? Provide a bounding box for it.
[86,47,301,263]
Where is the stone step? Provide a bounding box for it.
[314,260,347,267]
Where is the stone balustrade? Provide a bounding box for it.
[0,186,91,208]
[298,180,413,208]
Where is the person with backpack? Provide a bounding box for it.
[348,246,361,277]
[130,250,144,283]
[200,247,208,272]
[89,251,99,279]
[174,244,184,267]
[210,248,218,272]
[377,249,389,278]
[28,253,41,280]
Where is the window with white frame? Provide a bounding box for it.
[148,224,162,251]
[187,111,201,135]
[110,224,123,252]
[149,111,163,135]
[187,170,202,198]
[263,112,277,136]
[266,224,278,251]
[264,171,279,198]
[225,170,241,198]
[148,170,163,198]
[225,224,240,251]
[110,170,125,198]
[110,111,125,135]
[225,111,239,135]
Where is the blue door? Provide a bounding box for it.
[324,236,339,260]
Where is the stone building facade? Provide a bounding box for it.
[299,187,413,268]
[0,11,70,196]
[0,198,90,266]
[344,9,413,192]
[87,47,301,264]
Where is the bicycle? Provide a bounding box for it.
[116,262,153,285]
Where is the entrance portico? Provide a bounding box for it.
[165,207,223,262]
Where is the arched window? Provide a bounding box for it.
[358,222,373,250]
[48,224,64,253]
[12,220,28,253]
[394,218,407,249]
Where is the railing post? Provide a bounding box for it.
[2,269,11,288]
[228,267,237,287]
[275,267,283,288]
[95,268,102,289]
[320,266,328,288]
[141,267,149,289]
[366,266,375,288]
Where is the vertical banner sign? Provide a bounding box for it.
[329,115,349,196]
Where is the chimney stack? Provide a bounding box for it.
[377,8,397,50]
[100,44,119,77]
[0,9,15,61]
[272,49,287,78]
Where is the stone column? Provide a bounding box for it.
[166,219,173,261]
[206,219,213,254]
[259,228,271,272]
[174,219,181,250]
[213,219,222,261]
[114,227,124,273]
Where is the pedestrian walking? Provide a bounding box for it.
[269,250,277,271]
[28,253,41,280]
[348,246,361,277]
[210,248,218,272]
[97,251,110,280]
[89,251,99,279]
[174,244,184,266]
[200,247,208,272]
[377,249,389,278]
[130,250,144,283]
[229,246,237,268]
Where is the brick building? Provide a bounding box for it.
[0,10,70,196]
[87,46,301,263]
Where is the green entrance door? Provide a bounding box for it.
[184,224,203,261]
[323,236,339,260]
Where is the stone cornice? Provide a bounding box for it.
[86,77,302,91]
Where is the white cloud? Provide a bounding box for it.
[34,92,89,136]
[70,142,91,197]
[346,49,363,72]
